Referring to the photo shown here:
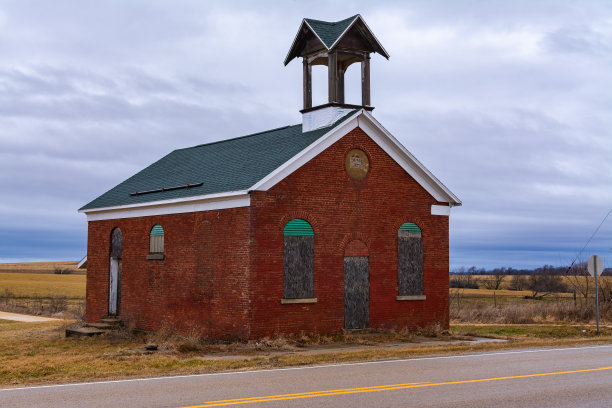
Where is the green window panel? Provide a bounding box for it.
[150,224,164,236]
[399,222,421,233]
[284,219,314,236]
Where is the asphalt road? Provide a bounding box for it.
[2,344,611,407]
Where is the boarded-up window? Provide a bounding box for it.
[398,222,423,296]
[283,219,314,299]
[110,228,122,258]
[149,224,164,254]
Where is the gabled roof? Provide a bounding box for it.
[79,111,358,211]
[284,14,390,65]
[80,109,461,219]
[250,110,462,207]
[305,15,358,49]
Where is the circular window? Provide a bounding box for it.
[345,149,370,180]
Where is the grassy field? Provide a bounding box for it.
[0,261,82,274]
[0,273,85,298]
[0,272,85,318]
[0,320,609,387]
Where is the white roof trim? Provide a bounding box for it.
[249,112,362,191]
[77,256,87,269]
[284,19,310,66]
[350,15,390,59]
[302,19,329,51]
[322,16,359,50]
[79,190,250,220]
[357,111,461,205]
[431,205,451,216]
[83,193,250,221]
[250,110,461,206]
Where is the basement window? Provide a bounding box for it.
[282,219,315,302]
[397,222,424,299]
[147,224,165,260]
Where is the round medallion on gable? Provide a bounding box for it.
[345,149,369,180]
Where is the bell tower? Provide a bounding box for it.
[285,15,389,131]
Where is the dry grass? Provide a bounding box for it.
[1,319,610,387]
[0,273,85,319]
[0,273,85,298]
[452,302,612,324]
[0,261,82,274]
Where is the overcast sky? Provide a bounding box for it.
[0,0,611,269]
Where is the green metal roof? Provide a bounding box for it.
[150,224,164,236]
[284,219,314,236]
[399,222,421,233]
[80,111,358,211]
[305,15,358,49]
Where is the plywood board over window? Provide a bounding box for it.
[283,219,314,299]
[398,222,424,298]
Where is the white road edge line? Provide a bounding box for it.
[2,344,611,392]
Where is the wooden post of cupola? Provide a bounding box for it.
[328,52,338,103]
[286,15,390,131]
[303,59,312,109]
[361,54,370,107]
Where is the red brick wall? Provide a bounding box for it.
[86,125,451,339]
[248,126,449,337]
[86,208,251,339]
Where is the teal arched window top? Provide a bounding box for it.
[399,222,421,237]
[284,219,314,237]
[150,224,164,237]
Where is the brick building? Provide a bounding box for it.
[80,15,461,339]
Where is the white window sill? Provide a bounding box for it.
[396,295,426,301]
[280,298,318,304]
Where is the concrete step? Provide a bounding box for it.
[66,327,105,337]
[84,322,117,330]
[100,317,122,326]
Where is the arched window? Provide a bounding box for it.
[283,219,314,299]
[398,222,423,297]
[149,224,164,254]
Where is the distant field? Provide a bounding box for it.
[0,261,83,274]
[0,273,85,298]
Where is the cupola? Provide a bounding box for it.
[285,15,389,131]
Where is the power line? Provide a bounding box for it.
[566,207,612,272]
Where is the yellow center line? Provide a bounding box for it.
[179,366,612,407]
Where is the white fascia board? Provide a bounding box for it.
[249,110,461,206]
[284,19,310,65]
[357,111,462,206]
[303,20,331,51]
[431,205,451,216]
[328,15,390,59]
[81,191,250,221]
[249,112,362,191]
[352,15,390,58]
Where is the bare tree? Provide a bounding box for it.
[483,267,506,290]
[509,274,527,291]
[527,267,568,299]
[598,276,612,303]
[565,261,591,300]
